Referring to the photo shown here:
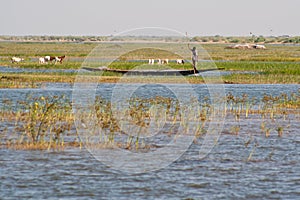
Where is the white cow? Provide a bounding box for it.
[44,56,51,62]
[11,57,24,63]
[162,59,169,64]
[148,59,154,65]
[157,59,169,64]
[252,44,266,49]
[39,57,46,64]
[176,59,185,64]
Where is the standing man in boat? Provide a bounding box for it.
[188,43,198,74]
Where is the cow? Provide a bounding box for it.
[148,59,170,65]
[176,59,185,64]
[148,59,154,65]
[252,44,266,49]
[11,57,24,63]
[44,56,56,63]
[157,59,162,64]
[55,55,66,64]
[44,55,65,64]
[161,59,169,64]
[39,57,46,64]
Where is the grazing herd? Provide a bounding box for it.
[10,43,265,66]
[148,59,169,65]
[11,55,66,64]
[12,55,184,66]
[39,55,66,64]
[148,58,184,65]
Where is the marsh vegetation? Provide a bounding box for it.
[1,89,299,150]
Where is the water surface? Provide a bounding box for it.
[0,83,299,199]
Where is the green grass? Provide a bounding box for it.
[215,61,300,84]
[215,61,300,74]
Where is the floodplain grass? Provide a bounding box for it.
[1,59,299,86]
[218,61,300,84]
[1,42,300,62]
[0,41,300,85]
[216,61,300,74]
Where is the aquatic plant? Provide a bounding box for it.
[230,125,240,135]
[4,95,74,149]
[276,126,284,137]
[265,128,271,138]
[0,90,299,150]
[246,141,258,162]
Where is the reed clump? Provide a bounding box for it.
[1,95,74,150]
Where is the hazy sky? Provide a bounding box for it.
[1,0,299,36]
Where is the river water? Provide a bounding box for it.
[0,83,299,199]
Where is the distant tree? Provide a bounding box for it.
[191,36,201,42]
[254,36,266,43]
[230,39,240,43]
[265,39,276,43]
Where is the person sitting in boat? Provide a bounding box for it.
[188,43,198,74]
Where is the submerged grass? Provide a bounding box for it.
[0,90,299,150]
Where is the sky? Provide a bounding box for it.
[1,0,299,37]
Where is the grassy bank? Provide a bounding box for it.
[217,61,300,84]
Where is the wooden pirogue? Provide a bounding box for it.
[82,67,224,76]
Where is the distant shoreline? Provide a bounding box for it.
[0,35,300,44]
